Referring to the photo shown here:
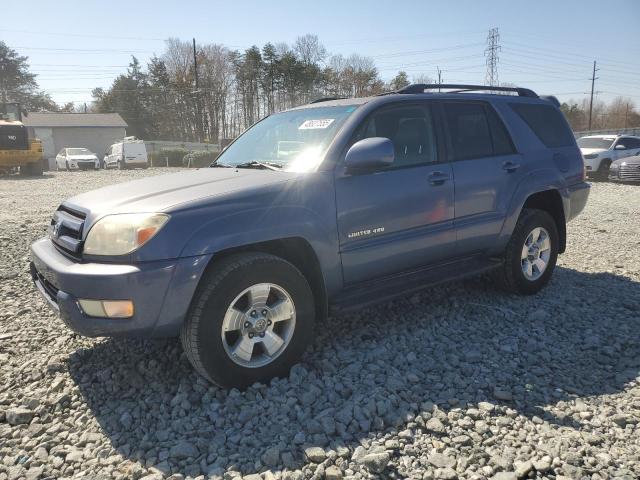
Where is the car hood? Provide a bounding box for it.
[63,167,298,220]
[612,155,640,166]
[580,148,606,155]
[67,155,97,160]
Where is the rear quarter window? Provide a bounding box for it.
[510,103,575,148]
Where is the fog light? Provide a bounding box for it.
[103,300,134,318]
[78,299,134,318]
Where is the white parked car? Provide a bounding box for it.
[103,137,148,169]
[55,148,100,171]
[578,134,640,179]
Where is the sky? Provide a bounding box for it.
[2,0,639,108]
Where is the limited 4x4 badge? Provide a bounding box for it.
[347,226,385,239]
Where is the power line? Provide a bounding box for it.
[484,28,500,87]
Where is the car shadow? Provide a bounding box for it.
[0,172,55,181]
[67,267,640,477]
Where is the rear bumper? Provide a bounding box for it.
[30,238,212,338]
[567,182,590,221]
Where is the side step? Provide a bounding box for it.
[330,256,502,314]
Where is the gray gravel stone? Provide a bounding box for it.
[324,465,342,480]
[304,446,326,463]
[169,441,199,459]
[5,407,34,425]
[357,452,390,473]
[1,173,638,480]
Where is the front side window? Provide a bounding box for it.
[615,137,639,149]
[355,104,438,168]
[444,102,493,161]
[215,105,357,172]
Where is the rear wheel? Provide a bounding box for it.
[495,208,559,295]
[181,253,315,388]
[19,160,43,177]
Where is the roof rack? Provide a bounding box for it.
[395,84,538,98]
[310,96,346,104]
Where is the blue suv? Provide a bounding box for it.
[30,84,590,387]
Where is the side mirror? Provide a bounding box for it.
[345,137,394,173]
[615,144,626,150]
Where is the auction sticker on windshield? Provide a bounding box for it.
[299,119,334,129]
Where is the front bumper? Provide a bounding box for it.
[609,164,640,182]
[567,181,590,221]
[30,238,212,337]
[69,161,99,170]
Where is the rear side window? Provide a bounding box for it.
[510,103,574,148]
[444,103,493,160]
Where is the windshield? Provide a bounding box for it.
[67,148,93,155]
[215,105,357,172]
[577,137,615,149]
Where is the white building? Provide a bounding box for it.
[23,113,127,169]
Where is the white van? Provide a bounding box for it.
[104,137,148,169]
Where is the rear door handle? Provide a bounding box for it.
[502,161,521,173]
[428,171,449,185]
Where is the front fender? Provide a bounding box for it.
[178,202,343,296]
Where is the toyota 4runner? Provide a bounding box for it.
[30,84,590,388]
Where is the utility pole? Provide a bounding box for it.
[192,38,199,91]
[484,28,500,87]
[192,38,202,143]
[437,67,442,91]
[588,60,599,131]
[624,103,629,129]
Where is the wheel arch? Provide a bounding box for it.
[521,189,566,253]
[199,237,328,322]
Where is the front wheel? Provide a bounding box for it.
[181,253,315,388]
[597,159,611,181]
[495,208,559,295]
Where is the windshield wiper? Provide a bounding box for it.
[234,161,282,171]
[210,162,232,168]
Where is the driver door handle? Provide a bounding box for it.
[428,171,449,185]
[502,161,521,173]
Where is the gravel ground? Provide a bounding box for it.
[0,169,639,480]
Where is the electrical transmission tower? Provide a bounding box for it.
[484,28,501,87]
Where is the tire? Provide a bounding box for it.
[181,252,315,388]
[597,159,611,181]
[495,208,559,295]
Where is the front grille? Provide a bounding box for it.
[614,164,640,181]
[77,161,96,170]
[50,205,86,259]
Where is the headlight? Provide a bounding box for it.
[583,153,599,159]
[83,213,169,255]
